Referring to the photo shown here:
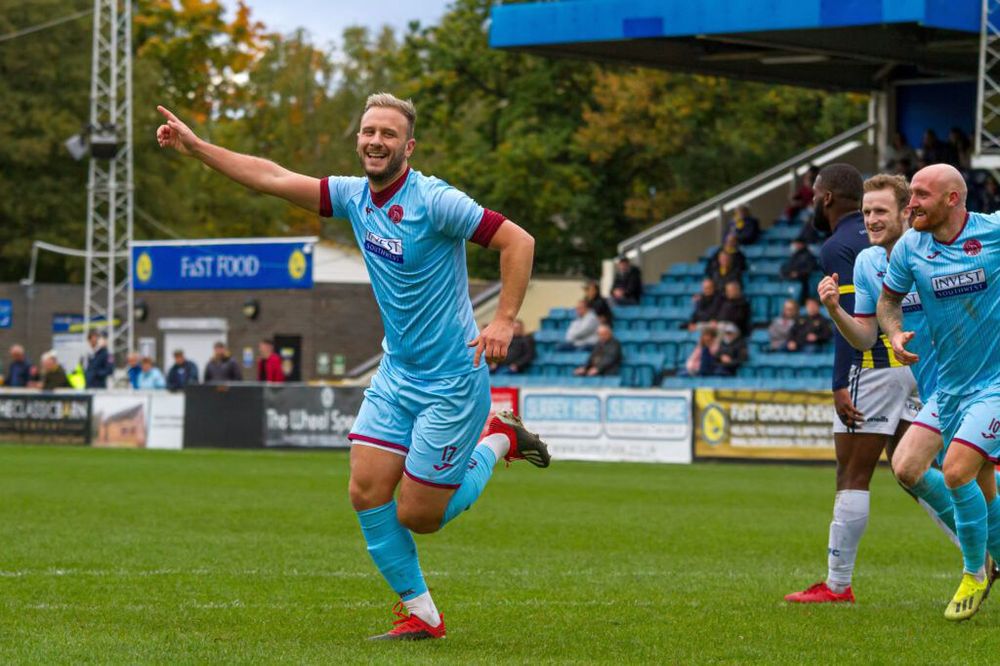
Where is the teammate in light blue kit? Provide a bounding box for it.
[155,94,551,640]
[879,164,1000,620]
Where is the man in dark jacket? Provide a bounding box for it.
[166,349,200,390]
[787,298,833,352]
[688,278,723,330]
[726,205,761,246]
[574,324,622,376]
[611,256,642,305]
[84,331,114,389]
[490,320,535,374]
[204,342,242,383]
[4,344,32,387]
[716,281,752,337]
[716,327,749,376]
[780,239,820,302]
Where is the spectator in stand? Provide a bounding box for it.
[785,165,819,222]
[166,349,199,391]
[948,126,972,171]
[136,356,166,389]
[559,300,600,351]
[204,342,242,383]
[706,245,744,289]
[33,351,70,390]
[787,298,833,352]
[920,129,951,165]
[573,324,622,377]
[125,351,142,389]
[708,233,748,274]
[84,331,114,389]
[4,344,32,387]
[977,175,1000,213]
[780,239,820,303]
[716,326,749,376]
[611,256,642,305]
[726,205,761,246]
[688,278,723,331]
[583,280,613,324]
[890,157,916,180]
[684,326,721,377]
[257,339,286,383]
[768,299,799,351]
[883,131,917,170]
[490,319,535,375]
[716,280,752,337]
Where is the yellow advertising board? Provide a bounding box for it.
[694,388,836,461]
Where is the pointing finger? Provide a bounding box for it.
[156,105,179,122]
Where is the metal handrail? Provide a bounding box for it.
[343,280,504,379]
[617,120,875,255]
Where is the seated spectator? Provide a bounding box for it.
[611,256,642,305]
[780,239,819,302]
[574,324,622,376]
[490,319,535,375]
[583,280,613,324]
[890,157,916,180]
[787,298,833,352]
[126,351,142,389]
[688,278,723,331]
[977,175,1000,213]
[204,342,242,383]
[948,126,972,171]
[706,249,743,290]
[136,356,166,389]
[707,233,748,276]
[559,300,600,351]
[716,280,752,337]
[920,129,953,165]
[166,349,199,391]
[883,131,917,171]
[35,351,70,390]
[726,205,760,246]
[716,327,749,376]
[785,165,819,222]
[684,326,722,377]
[4,344,32,387]
[768,299,799,351]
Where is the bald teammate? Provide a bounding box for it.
[880,163,1000,620]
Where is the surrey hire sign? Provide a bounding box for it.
[131,238,315,291]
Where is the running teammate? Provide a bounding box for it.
[879,163,1000,620]
[785,164,918,604]
[155,93,551,640]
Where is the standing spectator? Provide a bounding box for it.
[126,351,142,389]
[920,129,948,165]
[4,344,32,387]
[204,342,242,383]
[573,324,622,376]
[688,278,723,330]
[716,327,749,376]
[716,280,752,337]
[136,356,166,389]
[166,349,199,391]
[977,175,1000,213]
[787,298,833,352]
[257,339,285,383]
[611,256,642,305]
[726,205,761,246]
[948,127,972,170]
[34,351,70,390]
[583,280,613,324]
[490,320,535,375]
[84,331,114,389]
[785,165,819,222]
[768,299,800,351]
[780,239,820,303]
[684,326,721,377]
[559,300,600,351]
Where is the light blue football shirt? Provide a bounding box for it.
[321,168,504,378]
[884,213,1000,396]
[854,245,936,400]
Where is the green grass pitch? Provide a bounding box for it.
[1,444,997,664]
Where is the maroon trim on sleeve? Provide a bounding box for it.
[319,177,333,217]
[854,312,876,318]
[370,167,411,208]
[470,208,506,247]
[882,283,906,297]
[940,212,970,245]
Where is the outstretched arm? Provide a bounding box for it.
[877,287,919,365]
[155,105,321,213]
[467,221,535,367]
[818,273,878,351]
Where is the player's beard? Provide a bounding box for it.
[812,199,831,233]
[360,144,408,187]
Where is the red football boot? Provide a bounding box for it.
[784,581,855,604]
[488,410,551,468]
[368,600,446,641]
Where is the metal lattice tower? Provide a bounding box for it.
[83,0,134,363]
[974,0,1000,169]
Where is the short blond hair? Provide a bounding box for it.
[863,174,910,213]
[364,92,417,138]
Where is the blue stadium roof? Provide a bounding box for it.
[489,0,982,90]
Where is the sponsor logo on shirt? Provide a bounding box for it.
[931,268,987,298]
[902,291,923,313]
[388,204,405,224]
[363,231,404,264]
[926,250,942,259]
[964,238,983,256]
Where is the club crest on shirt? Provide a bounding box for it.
[364,231,404,264]
[901,291,923,313]
[964,238,983,256]
[388,204,405,224]
[931,268,986,298]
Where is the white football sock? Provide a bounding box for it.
[826,490,870,593]
[403,591,441,627]
[478,433,510,462]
